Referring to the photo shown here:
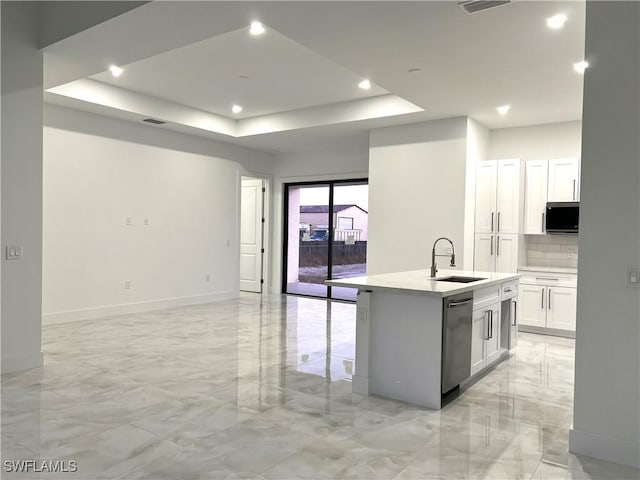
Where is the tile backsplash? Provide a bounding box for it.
[525,234,578,269]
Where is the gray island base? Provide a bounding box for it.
[327,269,520,409]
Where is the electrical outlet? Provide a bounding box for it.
[567,247,578,259]
[5,245,23,260]
[124,280,131,290]
[627,268,639,287]
[125,217,133,226]
[205,274,210,282]
[144,218,150,226]
[226,239,230,247]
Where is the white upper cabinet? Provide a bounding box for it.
[475,161,498,234]
[495,235,518,273]
[475,159,521,234]
[524,160,549,234]
[548,158,580,202]
[495,159,521,234]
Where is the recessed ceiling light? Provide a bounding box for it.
[250,21,265,35]
[232,105,243,114]
[573,61,589,74]
[546,14,567,30]
[497,104,511,115]
[358,79,371,90]
[109,65,124,77]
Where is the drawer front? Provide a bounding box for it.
[474,285,501,310]
[501,280,519,300]
[518,271,577,288]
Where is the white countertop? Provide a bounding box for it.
[518,265,578,274]
[326,269,519,297]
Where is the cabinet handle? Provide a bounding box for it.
[573,180,576,200]
[548,288,552,310]
[496,236,500,255]
[486,311,491,340]
[491,212,495,232]
[489,310,493,339]
[542,212,545,232]
[490,235,494,255]
[536,277,559,281]
[497,212,501,232]
[512,300,517,326]
[541,288,545,309]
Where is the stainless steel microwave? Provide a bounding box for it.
[545,202,579,234]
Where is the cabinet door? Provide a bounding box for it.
[495,234,518,273]
[475,161,498,234]
[524,160,548,234]
[470,309,487,376]
[546,286,577,331]
[519,284,547,327]
[474,234,495,272]
[496,159,520,234]
[548,158,579,202]
[485,305,501,365]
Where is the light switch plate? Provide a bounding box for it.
[5,245,23,260]
[627,268,639,287]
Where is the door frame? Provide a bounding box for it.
[281,178,368,300]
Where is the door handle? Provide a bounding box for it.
[548,288,552,310]
[512,300,517,326]
[491,212,495,232]
[541,288,545,309]
[496,236,500,256]
[573,180,577,200]
[497,212,501,232]
[542,212,545,232]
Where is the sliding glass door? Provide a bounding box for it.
[283,179,368,301]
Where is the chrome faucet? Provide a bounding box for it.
[430,237,456,277]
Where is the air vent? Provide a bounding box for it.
[458,0,510,14]
[142,118,166,125]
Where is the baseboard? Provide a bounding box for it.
[42,291,239,325]
[569,428,640,468]
[2,352,44,374]
[518,325,576,338]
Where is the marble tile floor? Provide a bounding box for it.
[1,293,638,480]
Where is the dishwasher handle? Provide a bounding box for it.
[447,298,473,308]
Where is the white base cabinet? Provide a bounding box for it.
[471,286,505,377]
[518,269,577,336]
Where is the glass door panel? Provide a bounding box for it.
[330,182,368,301]
[284,184,330,298]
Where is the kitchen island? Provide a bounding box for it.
[327,269,520,409]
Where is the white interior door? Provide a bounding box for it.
[240,178,264,292]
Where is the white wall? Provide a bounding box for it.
[42,104,275,324]
[570,2,640,467]
[1,2,44,373]
[271,142,369,292]
[367,117,469,275]
[488,120,582,161]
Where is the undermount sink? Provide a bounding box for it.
[435,276,486,283]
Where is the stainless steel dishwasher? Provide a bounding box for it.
[441,293,473,394]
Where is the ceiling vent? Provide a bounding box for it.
[142,118,166,125]
[458,0,510,14]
